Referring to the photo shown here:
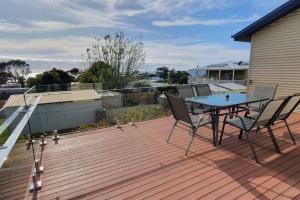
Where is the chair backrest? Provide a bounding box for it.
[177,85,194,98]
[166,94,192,125]
[253,98,286,128]
[274,93,300,121]
[195,84,211,96]
[254,83,278,99]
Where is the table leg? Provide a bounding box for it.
[213,108,220,146]
[211,112,215,145]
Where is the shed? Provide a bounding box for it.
[3,89,101,133]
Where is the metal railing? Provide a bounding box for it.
[189,78,247,86]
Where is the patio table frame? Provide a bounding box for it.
[187,93,270,146]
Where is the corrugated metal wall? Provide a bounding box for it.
[249,8,300,103]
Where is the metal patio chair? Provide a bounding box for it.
[176,85,203,114]
[269,93,300,145]
[219,98,287,162]
[193,84,213,114]
[250,83,278,112]
[196,83,240,117]
[194,84,211,96]
[166,94,212,155]
[176,85,195,99]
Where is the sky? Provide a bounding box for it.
[0,0,287,73]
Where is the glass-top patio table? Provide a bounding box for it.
[187,93,270,146]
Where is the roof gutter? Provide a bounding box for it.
[232,0,300,42]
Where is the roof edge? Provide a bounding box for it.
[232,0,300,42]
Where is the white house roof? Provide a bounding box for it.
[4,89,100,108]
[203,62,249,71]
[191,61,249,71]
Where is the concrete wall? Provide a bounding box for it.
[5,100,101,134]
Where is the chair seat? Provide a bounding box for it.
[190,115,210,128]
[239,102,263,112]
[192,107,212,114]
[226,116,255,130]
[247,113,259,119]
[250,104,261,112]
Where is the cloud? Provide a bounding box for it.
[0,0,236,33]
[0,36,92,72]
[0,0,246,34]
[127,0,232,16]
[0,0,255,73]
[0,37,91,61]
[0,1,150,33]
[0,20,80,33]
[144,40,250,68]
[28,20,78,31]
[0,20,24,32]
[152,15,259,27]
[0,36,250,72]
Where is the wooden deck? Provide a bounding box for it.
[0,142,37,200]
[1,113,300,200]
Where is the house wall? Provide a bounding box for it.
[249,8,300,103]
[207,71,219,80]
[207,70,247,81]
[233,70,248,80]
[220,70,247,80]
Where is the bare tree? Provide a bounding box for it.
[85,32,145,88]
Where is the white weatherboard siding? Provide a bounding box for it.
[249,8,300,107]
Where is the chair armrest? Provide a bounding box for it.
[195,112,212,127]
[235,115,248,130]
[222,111,247,130]
[196,114,204,127]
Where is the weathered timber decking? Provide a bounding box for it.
[1,113,300,200]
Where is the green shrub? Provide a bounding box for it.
[112,105,168,124]
[76,105,168,132]
[155,86,177,96]
[132,80,151,88]
[123,92,156,106]
[77,119,111,131]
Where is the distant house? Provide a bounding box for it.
[232,0,300,98]
[189,61,248,85]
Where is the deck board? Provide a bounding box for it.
[1,113,300,200]
[0,142,35,200]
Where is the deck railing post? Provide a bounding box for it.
[39,134,47,146]
[26,135,35,145]
[23,93,42,191]
[115,119,122,128]
[52,130,60,141]
[129,117,135,126]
